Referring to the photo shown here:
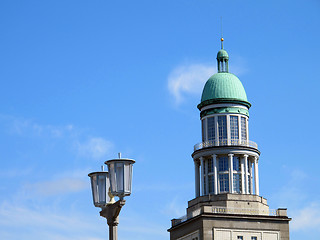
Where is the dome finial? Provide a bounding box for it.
[217,17,228,72]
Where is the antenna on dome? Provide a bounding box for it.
[220,16,224,49]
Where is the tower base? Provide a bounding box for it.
[168,194,290,240]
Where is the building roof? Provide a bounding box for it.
[201,72,248,103]
[198,47,251,109]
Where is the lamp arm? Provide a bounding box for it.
[100,199,126,226]
[100,200,126,240]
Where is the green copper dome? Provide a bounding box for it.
[199,72,251,108]
[198,46,251,109]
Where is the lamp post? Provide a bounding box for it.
[88,153,135,240]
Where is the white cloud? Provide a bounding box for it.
[0,115,114,160]
[291,203,320,231]
[0,115,74,138]
[0,202,105,240]
[167,58,248,105]
[167,63,215,104]
[76,137,114,159]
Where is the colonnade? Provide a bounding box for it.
[194,154,259,197]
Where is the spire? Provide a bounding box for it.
[220,16,224,49]
[217,38,229,73]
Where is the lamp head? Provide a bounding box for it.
[88,171,114,208]
[105,157,135,199]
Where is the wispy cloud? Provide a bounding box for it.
[120,211,169,239]
[0,201,104,240]
[167,63,214,104]
[25,177,87,197]
[270,167,320,234]
[22,169,91,197]
[0,115,114,160]
[76,137,114,159]
[291,202,320,231]
[167,58,248,105]
[161,197,186,218]
[271,168,308,208]
[0,114,74,138]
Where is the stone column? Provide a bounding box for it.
[249,159,253,194]
[213,154,218,195]
[227,115,231,145]
[241,156,245,194]
[238,115,242,145]
[246,118,249,141]
[194,159,200,197]
[205,159,209,195]
[200,157,204,196]
[214,117,218,146]
[228,154,234,193]
[244,154,249,194]
[254,157,259,196]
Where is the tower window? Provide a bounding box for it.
[251,237,257,240]
[218,156,229,193]
[233,157,241,193]
[241,117,247,141]
[233,157,240,171]
[247,159,251,173]
[207,117,215,142]
[230,116,239,144]
[202,119,206,142]
[233,174,241,193]
[219,174,229,192]
[208,174,214,193]
[203,175,207,195]
[218,157,228,171]
[218,116,227,143]
[237,237,243,240]
[208,158,213,173]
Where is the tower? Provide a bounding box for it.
[168,40,291,240]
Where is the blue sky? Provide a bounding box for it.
[0,0,319,239]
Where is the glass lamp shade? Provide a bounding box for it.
[88,171,111,208]
[105,158,135,198]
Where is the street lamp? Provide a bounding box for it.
[88,153,135,240]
